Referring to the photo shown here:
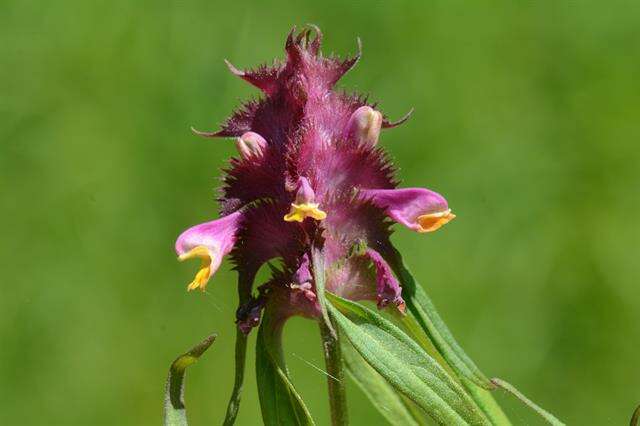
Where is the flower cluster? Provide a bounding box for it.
[175,26,455,333]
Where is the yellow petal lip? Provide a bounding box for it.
[283,202,327,222]
[178,245,214,291]
[416,209,456,233]
[178,245,210,261]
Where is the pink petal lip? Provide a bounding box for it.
[175,211,243,290]
[359,187,454,233]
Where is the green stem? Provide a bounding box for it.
[222,269,253,425]
[319,319,348,426]
[222,330,247,426]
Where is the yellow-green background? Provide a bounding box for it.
[2,1,639,425]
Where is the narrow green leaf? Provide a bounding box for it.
[223,329,247,426]
[164,333,217,426]
[398,312,511,425]
[387,250,513,424]
[318,320,349,426]
[462,378,512,426]
[327,293,489,425]
[630,404,640,426]
[386,247,491,389]
[311,246,336,338]
[396,311,457,376]
[256,314,315,426]
[342,337,427,426]
[491,378,565,426]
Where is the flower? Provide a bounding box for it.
[175,211,242,291]
[283,177,327,222]
[359,188,456,233]
[366,249,405,312]
[177,26,456,332]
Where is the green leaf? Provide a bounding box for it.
[387,249,513,424]
[326,293,490,425]
[164,333,217,426]
[256,314,315,426]
[491,378,565,426]
[385,247,491,389]
[342,337,427,426]
[223,329,247,426]
[311,246,336,338]
[397,312,511,425]
[396,311,457,376]
[462,378,512,426]
[631,404,640,426]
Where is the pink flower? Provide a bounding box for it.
[175,211,242,291]
[359,188,456,233]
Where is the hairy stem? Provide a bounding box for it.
[319,320,348,426]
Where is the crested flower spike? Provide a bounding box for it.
[283,177,327,222]
[344,106,383,146]
[359,187,456,233]
[175,211,242,291]
[178,27,455,324]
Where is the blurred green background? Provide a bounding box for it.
[2,1,639,424]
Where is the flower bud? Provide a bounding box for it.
[235,131,267,159]
[344,106,383,145]
[236,296,266,335]
[366,249,405,312]
[294,176,316,204]
[292,253,313,284]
